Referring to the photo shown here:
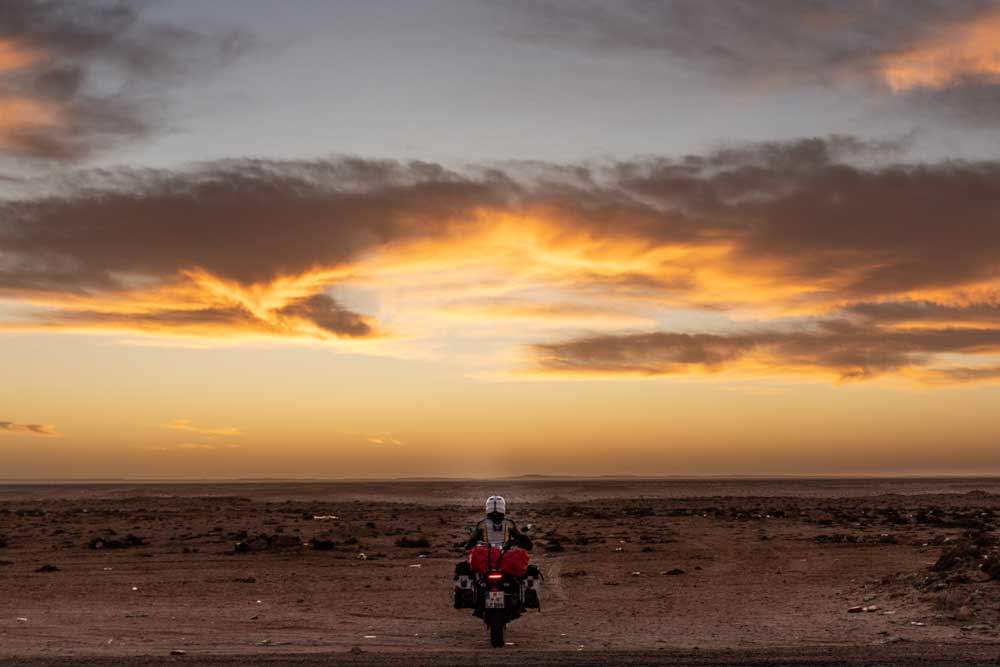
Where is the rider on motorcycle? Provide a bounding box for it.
[465,496,533,551]
[454,495,540,609]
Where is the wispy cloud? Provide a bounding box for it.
[166,419,242,438]
[0,420,56,436]
[367,435,403,446]
[0,0,249,160]
[490,0,1000,123]
[174,442,241,451]
[529,319,1000,382]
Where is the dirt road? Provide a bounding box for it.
[2,479,999,664]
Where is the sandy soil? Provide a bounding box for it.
[2,479,1000,665]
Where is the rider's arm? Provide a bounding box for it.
[463,521,482,549]
[507,521,532,551]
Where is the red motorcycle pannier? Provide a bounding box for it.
[468,545,501,574]
[468,545,530,578]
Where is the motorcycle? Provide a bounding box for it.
[454,544,540,648]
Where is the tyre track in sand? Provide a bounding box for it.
[540,557,568,611]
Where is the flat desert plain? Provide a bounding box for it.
[2,478,1000,666]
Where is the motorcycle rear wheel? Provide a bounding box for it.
[489,620,505,648]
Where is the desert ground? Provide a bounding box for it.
[2,478,1000,666]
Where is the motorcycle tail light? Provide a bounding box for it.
[487,572,503,580]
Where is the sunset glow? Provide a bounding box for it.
[880,13,1000,91]
[3,1,1000,479]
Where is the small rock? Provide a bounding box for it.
[848,605,864,613]
[16,617,27,623]
[87,534,146,550]
[35,564,59,573]
[170,649,186,656]
[863,605,879,612]
[665,568,685,575]
[349,646,364,654]
[256,639,272,646]
[630,571,642,576]
[956,606,972,621]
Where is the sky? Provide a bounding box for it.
[2,0,1000,479]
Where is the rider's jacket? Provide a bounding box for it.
[465,518,533,551]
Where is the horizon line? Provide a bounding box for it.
[2,473,1000,484]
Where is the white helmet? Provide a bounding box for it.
[485,495,506,516]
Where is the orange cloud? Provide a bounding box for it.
[432,300,654,328]
[3,145,1000,382]
[0,39,42,72]
[2,267,376,343]
[880,13,1000,91]
[0,97,62,147]
[343,210,734,309]
[0,421,57,436]
[0,40,61,152]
